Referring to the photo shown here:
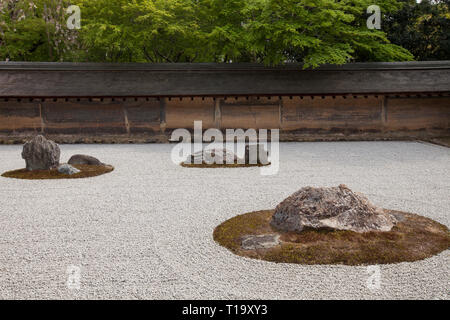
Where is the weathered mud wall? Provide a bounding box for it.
[0,94,448,143]
[0,62,448,143]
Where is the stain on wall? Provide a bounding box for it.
[0,95,449,142]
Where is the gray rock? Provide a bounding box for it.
[68,154,104,166]
[21,135,60,171]
[271,184,397,233]
[185,148,242,165]
[57,164,80,175]
[185,145,270,165]
[241,234,280,250]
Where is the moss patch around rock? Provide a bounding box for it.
[2,164,114,180]
[213,209,450,265]
[181,162,270,168]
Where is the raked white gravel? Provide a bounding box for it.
[0,141,448,300]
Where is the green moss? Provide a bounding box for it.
[213,210,273,250]
[213,210,450,266]
[1,164,114,180]
[181,162,270,168]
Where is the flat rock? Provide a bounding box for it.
[241,234,280,250]
[57,164,80,175]
[21,135,60,171]
[271,184,397,233]
[68,154,104,166]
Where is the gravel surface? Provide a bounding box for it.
[0,141,448,300]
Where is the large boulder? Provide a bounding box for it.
[271,184,397,233]
[68,154,104,166]
[21,135,60,171]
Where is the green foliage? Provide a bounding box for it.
[240,0,413,67]
[76,0,204,62]
[384,0,450,61]
[0,0,419,67]
[0,0,78,61]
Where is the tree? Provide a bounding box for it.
[74,0,413,66]
[384,0,450,61]
[240,0,413,66]
[1,0,416,66]
[0,0,79,61]
[75,0,204,62]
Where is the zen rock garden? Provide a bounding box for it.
[0,140,449,299]
[214,184,450,265]
[1,135,113,179]
[3,137,449,266]
[4,136,449,266]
